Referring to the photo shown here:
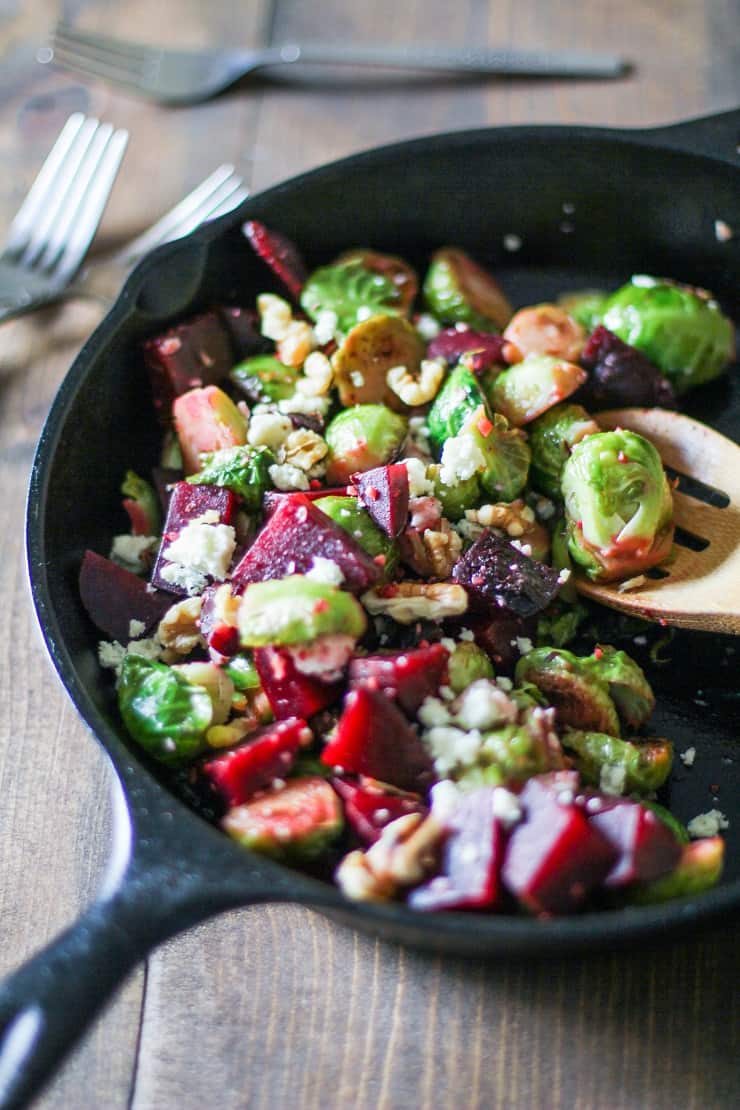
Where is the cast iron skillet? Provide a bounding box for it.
[1,109,738,1109]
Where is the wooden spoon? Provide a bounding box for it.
[572,408,740,635]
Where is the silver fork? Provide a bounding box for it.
[73,163,248,302]
[0,113,128,323]
[45,22,629,106]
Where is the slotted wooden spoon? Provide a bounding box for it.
[572,407,740,634]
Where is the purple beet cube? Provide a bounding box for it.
[79,550,171,641]
[452,529,562,618]
[230,494,381,594]
[353,464,410,539]
[427,327,507,370]
[580,326,676,410]
[151,482,237,595]
[142,311,235,417]
[217,306,271,360]
[586,798,682,887]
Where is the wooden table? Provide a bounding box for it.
[1,2,738,1107]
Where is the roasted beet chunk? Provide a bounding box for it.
[455,611,536,671]
[409,787,506,911]
[426,327,506,370]
[151,482,237,595]
[501,776,616,914]
[243,220,308,301]
[142,311,235,417]
[255,647,343,720]
[580,326,676,410]
[348,643,449,715]
[452,529,562,619]
[585,796,682,887]
[230,494,381,594]
[200,717,312,807]
[353,464,410,539]
[217,306,270,360]
[79,550,171,641]
[321,688,435,793]
[332,777,427,845]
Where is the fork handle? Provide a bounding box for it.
[260,42,628,79]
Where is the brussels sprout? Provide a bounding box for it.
[641,800,690,845]
[423,247,513,332]
[331,314,425,409]
[456,720,560,789]
[455,405,530,502]
[224,652,262,691]
[187,445,274,511]
[334,249,418,315]
[515,646,621,735]
[173,661,235,725]
[428,463,481,521]
[527,403,600,500]
[121,470,161,536]
[238,575,367,647]
[557,289,608,332]
[625,837,724,905]
[325,404,408,484]
[118,654,212,764]
[447,641,495,694]
[300,257,403,334]
[317,495,399,578]
[503,304,587,363]
[487,353,587,427]
[562,729,673,794]
[601,276,735,393]
[229,354,300,403]
[222,776,344,862]
[586,645,655,729]
[426,363,488,453]
[561,429,674,582]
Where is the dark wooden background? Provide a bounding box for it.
[0,2,738,1107]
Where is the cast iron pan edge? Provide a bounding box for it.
[1,109,738,1110]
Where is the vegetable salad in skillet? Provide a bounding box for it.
[78,222,735,918]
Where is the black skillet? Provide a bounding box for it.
[1,109,738,1109]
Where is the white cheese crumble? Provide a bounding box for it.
[400,456,434,497]
[600,763,627,796]
[109,534,159,574]
[161,518,236,595]
[268,462,310,491]
[313,309,339,345]
[440,637,457,653]
[287,634,356,681]
[492,787,523,829]
[515,636,534,656]
[423,725,483,776]
[306,556,345,586]
[98,634,163,674]
[277,393,331,416]
[687,809,729,838]
[459,628,475,642]
[415,313,441,340]
[247,412,293,450]
[453,680,518,731]
[128,619,146,639]
[417,696,453,728]
[439,432,485,485]
[680,747,696,767]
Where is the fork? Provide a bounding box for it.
[0,113,128,323]
[45,22,629,106]
[73,163,248,302]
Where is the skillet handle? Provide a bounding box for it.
[641,107,740,163]
[0,859,257,1110]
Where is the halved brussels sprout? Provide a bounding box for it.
[487,353,587,427]
[446,641,495,694]
[515,646,621,735]
[503,304,586,363]
[454,405,530,502]
[333,249,418,315]
[121,470,161,536]
[118,654,212,765]
[528,402,600,500]
[456,717,563,789]
[428,463,481,521]
[561,429,674,581]
[557,288,608,332]
[300,257,403,334]
[324,403,408,484]
[238,575,367,647]
[317,495,399,578]
[625,838,724,905]
[601,276,735,393]
[230,354,300,403]
[423,247,513,332]
[331,314,425,409]
[562,729,673,794]
[427,363,488,453]
[187,444,274,511]
[586,645,655,729]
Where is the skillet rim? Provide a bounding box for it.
[26,115,740,957]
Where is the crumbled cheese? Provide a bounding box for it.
[440,637,457,653]
[492,787,522,829]
[306,556,345,586]
[423,725,483,776]
[162,518,236,590]
[600,763,627,796]
[400,456,434,497]
[495,676,513,692]
[502,233,522,252]
[680,747,696,767]
[98,640,127,670]
[714,219,733,242]
[313,309,339,346]
[439,432,486,485]
[287,634,356,680]
[535,496,556,521]
[453,679,518,731]
[247,412,293,450]
[356,305,373,322]
[459,628,475,642]
[160,562,209,595]
[515,636,534,656]
[109,534,159,574]
[268,463,310,491]
[557,568,572,585]
[687,809,729,838]
[127,636,164,663]
[349,369,365,388]
[277,393,331,416]
[418,696,453,728]
[510,540,532,557]
[128,619,146,639]
[415,313,441,340]
[257,293,292,341]
[429,779,462,823]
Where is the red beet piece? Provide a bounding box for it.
[255,647,343,721]
[427,327,506,370]
[243,220,308,301]
[455,611,536,671]
[231,493,381,594]
[585,797,682,887]
[142,311,235,418]
[201,716,312,807]
[580,326,676,410]
[217,305,270,359]
[348,643,449,715]
[353,464,410,539]
[453,529,562,619]
[151,482,237,595]
[79,550,171,641]
[320,687,434,793]
[331,777,427,845]
[409,788,506,911]
[501,776,617,914]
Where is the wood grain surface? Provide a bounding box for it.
[0,1,738,1107]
